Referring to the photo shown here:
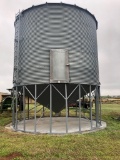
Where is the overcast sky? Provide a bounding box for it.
[0,0,120,95]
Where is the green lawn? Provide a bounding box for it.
[0,104,120,160]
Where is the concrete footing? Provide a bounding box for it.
[10,117,106,134]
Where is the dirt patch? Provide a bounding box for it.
[0,152,22,160]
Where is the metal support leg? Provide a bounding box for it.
[23,86,25,131]
[12,88,15,126]
[95,86,99,127]
[34,85,37,133]
[89,85,92,130]
[15,86,18,130]
[50,84,52,134]
[79,84,81,132]
[65,84,68,133]
[98,86,102,125]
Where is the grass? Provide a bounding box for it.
[0,104,120,160]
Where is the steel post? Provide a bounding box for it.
[23,86,25,131]
[15,86,18,130]
[50,84,52,133]
[89,85,92,129]
[79,84,81,132]
[98,86,102,125]
[34,85,37,133]
[95,86,99,127]
[12,88,15,126]
[65,84,68,133]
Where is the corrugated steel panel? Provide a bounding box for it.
[13,3,99,86]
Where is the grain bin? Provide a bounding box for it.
[12,3,105,134]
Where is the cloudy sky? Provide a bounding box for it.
[0,0,120,95]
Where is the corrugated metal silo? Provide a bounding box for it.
[14,3,99,85]
[12,3,103,134]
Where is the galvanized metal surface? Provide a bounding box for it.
[50,49,69,83]
[13,3,99,86]
[17,83,96,113]
[12,3,102,134]
[12,84,103,134]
